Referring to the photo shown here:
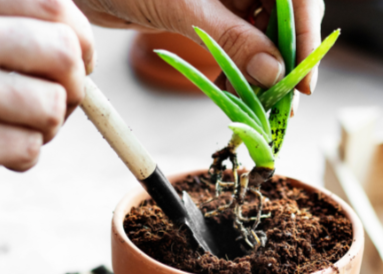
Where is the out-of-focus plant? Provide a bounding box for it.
[155,0,339,250]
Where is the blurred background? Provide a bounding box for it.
[1,0,383,273]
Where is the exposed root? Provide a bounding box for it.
[206,141,274,251]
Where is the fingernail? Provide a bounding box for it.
[290,90,300,117]
[247,53,284,88]
[310,67,319,94]
[86,50,98,75]
[27,132,43,157]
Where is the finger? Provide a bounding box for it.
[214,72,227,90]
[0,123,43,172]
[253,8,270,33]
[260,0,276,14]
[0,70,66,143]
[293,0,324,95]
[75,0,162,32]
[290,89,300,118]
[0,0,95,74]
[232,0,257,12]
[220,0,260,19]
[0,17,86,114]
[98,0,285,88]
[169,0,285,89]
[225,79,237,94]
[309,66,319,94]
[214,72,239,94]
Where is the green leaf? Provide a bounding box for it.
[268,0,296,156]
[223,91,262,127]
[276,0,296,74]
[229,123,274,169]
[259,29,340,111]
[269,96,292,155]
[266,7,278,46]
[251,86,264,96]
[250,7,276,98]
[193,26,271,139]
[155,49,270,141]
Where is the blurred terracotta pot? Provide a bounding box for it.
[111,170,364,274]
[129,32,221,94]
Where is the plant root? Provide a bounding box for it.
[206,144,275,250]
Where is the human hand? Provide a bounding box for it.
[0,0,95,171]
[76,0,324,94]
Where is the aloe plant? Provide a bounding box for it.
[155,0,339,250]
[155,28,339,173]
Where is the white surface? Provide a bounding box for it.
[339,106,380,133]
[1,26,383,273]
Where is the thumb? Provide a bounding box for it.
[175,1,285,88]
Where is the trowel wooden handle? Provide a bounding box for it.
[81,78,189,223]
[80,77,156,181]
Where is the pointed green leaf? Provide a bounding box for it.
[155,49,270,141]
[229,123,274,169]
[223,91,262,127]
[250,7,277,97]
[259,29,340,111]
[251,86,264,96]
[269,96,292,155]
[277,0,296,73]
[266,7,278,46]
[268,0,296,156]
[193,26,271,139]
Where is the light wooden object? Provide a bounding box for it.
[338,107,380,183]
[324,107,383,274]
[80,77,156,181]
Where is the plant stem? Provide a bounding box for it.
[229,123,274,169]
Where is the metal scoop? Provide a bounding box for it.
[81,78,220,256]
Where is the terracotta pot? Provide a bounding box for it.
[111,170,364,274]
[129,32,221,94]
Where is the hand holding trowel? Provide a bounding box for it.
[80,77,220,256]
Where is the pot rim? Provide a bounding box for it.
[112,169,364,274]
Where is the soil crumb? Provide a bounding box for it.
[123,172,352,274]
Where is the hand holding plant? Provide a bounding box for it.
[155,0,338,251]
[77,0,324,93]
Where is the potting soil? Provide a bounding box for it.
[123,171,352,274]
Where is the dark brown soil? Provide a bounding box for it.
[123,171,352,274]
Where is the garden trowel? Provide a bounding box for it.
[80,77,220,256]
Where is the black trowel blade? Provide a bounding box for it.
[141,166,220,256]
[182,191,219,256]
